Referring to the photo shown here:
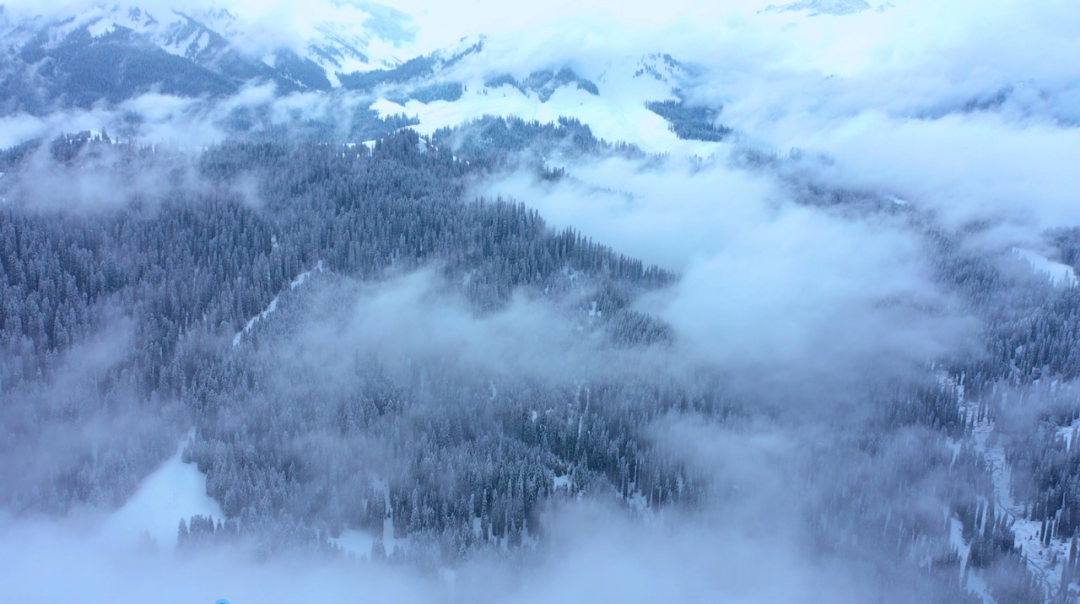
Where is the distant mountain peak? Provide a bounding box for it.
[0,1,422,111]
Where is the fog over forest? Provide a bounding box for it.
[1,1,1080,603]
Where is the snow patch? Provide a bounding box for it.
[588,301,601,318]
[193,31,210,55]
[381,515,410,556]
[233,260,324,347]
[965,571,993,604]
[1058,420,1080,452]
[949,516,970,573]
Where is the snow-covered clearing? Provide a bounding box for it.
[101,432,222,551]
[331,478,410,560]
[332,517,410,560]
[1013,248,1078,288]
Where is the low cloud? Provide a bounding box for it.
[0,507,863,604]
[476,151,976,394]
[796,112,1080,234]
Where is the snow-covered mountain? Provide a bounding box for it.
[0,2,413,114]
[4,2,1080,604]
[0,4,732,156]
[361,50,727,155]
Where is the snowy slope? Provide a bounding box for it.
[967,403,1061,598]
[306,20,408,86]
[1013,248,1078,288]
[331,478,409,560]
[1,3,410,90]
[3,6,729,156]
[370,53,726,157]
[13,5,234,63]
[101,434,223,551]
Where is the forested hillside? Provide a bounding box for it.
[2,3,1080,603]
[2,118,1079,604]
